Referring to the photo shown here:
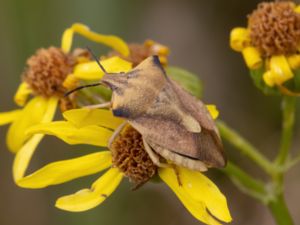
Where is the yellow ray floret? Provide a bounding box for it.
[263,55,294,87]
[63,108,124,129]
[13,97,58,180]
[159,167,232,225]
[72,56,132,80]
[0,109,22,126]
[26,121,113,147]
[16,151,112,188]
[14,82,33,107]
[7,96,58,153]
[230,27,251,52]
[270,55,294,85]
[294,5,300,13]
[56,167,123,212]
[63,57,131,91]
[62,23,129,56]
[242,47,262,69]
[206,105,219,120]
[287,54,300,70]
[230,27,264,70]
[13,134,45,181]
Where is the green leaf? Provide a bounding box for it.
[166,66,203,99]
[92,86,113,101]
[293,68,300,91]
[77,81,113,105]
[250,68,279,96]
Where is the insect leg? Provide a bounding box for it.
[108,122,127,149]
[171,165,182,186]
[83,102,111,109]
[142,138,169,168]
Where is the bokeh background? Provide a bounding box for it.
[1,0,300,224]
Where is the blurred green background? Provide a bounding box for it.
[1,0,300,224]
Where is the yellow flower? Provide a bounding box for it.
[0,23,131,155]
[13,106,231,225]
[105,39,170,67]
[230,1,300,94]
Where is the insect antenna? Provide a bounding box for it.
[86,46,107,73]
[64,47,107,97]
[64,82,103,97]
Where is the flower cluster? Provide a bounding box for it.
[230,1,300,95]
[15,107,231,225]
[1,23,231,225]
[0,23,131,156]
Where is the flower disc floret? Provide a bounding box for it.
[23,47,75,97]
[248,1,300,56]
[111,125,157,187]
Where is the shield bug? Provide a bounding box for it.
[66,53,226,172]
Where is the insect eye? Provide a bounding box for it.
[113,107,131,118]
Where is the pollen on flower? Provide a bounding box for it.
[105,40,169,67]
[110,125,157,188]
[248,1,300,57]
[22,47,75,97]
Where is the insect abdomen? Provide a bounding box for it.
[149,142,208,172]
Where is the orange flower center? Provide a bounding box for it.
[110,125,157,189]
[23,47,75,98]
[248,1,300,56]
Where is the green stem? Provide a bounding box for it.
[285,153,300,170]
[267,96,296,225]
[276,96,296,165]
[223,162,267,202]
[217,121,275,176]
[268,194,294,225]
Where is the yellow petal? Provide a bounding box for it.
[0,110,22,126]
[26,121,112,147]
[145,39,170,55]
[206,105,219,120]
[17,151,112,188]
[56,167,123,212]
[180,168,231,222]
[144,39,170,65]
[63,108,124,129]
[159,167,232,224]
[263,70,276,87]
[13,134,44,181]
[294,5,300,13]
[73,56,132,80]
[62,74,79,90]
[269,55,294,86]
[13,98,59,179]
[40,97,59,123]
[288,54,300,70]
[7,97,58,153]
[14,82,32,107]
[242,47,262,69]
[230,27,250,52]
[71,23,129,56]
[61,28,74,53]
